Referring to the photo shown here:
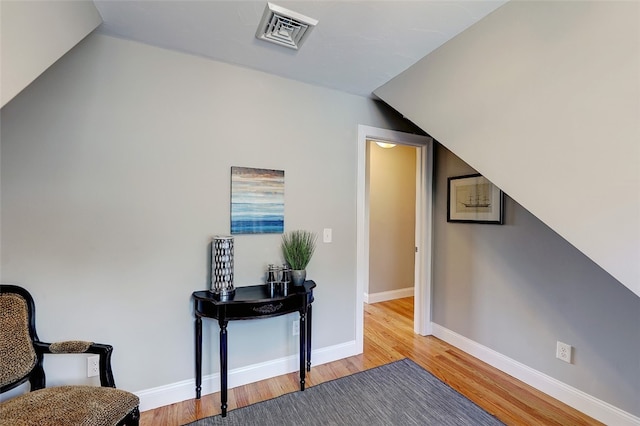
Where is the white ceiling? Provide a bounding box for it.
[93,1,508,98]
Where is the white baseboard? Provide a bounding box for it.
[135,340,360,412]
[431,323,640,426]
[364,287,413,304]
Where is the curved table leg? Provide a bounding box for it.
[306,304,312,372]
[299,310,306,391]
[195,316,202,399]
[219,320,229,417]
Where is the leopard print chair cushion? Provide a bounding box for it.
[0,385,140,426]
[49,340,93,354]
[0,293,37,388]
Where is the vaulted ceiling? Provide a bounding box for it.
[92,1,508,98]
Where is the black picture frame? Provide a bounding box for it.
[447,174,504,224]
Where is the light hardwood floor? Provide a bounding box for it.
[140,297,602,425]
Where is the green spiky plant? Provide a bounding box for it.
[281,230,317,270]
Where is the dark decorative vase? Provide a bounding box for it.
[291,269,306,286]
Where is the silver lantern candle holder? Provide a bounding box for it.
[211,235,235,300]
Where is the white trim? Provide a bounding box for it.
[431,323,640,426]
[356,127,369,354]
[135,340,359,412]
[357,125,433,345]
[414,140,434,336]
[364,287,414,304]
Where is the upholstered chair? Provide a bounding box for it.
[0,285,140,425]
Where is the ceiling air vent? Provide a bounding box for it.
[255,3,318,50]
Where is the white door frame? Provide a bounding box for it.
[356,125,433,352]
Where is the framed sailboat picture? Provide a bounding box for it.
[447,174,504,224]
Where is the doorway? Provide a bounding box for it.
[356,125,433,352]
[366,142,417,303]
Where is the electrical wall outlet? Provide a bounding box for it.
[87,355,100,377]
[292,320,300,336]
[556,341,572,364]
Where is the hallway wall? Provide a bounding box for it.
[368,142,416,296]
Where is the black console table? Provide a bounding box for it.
[193,280,315,417]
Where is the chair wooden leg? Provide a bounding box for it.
[117,407,140,426]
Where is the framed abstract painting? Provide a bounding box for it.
[231,166,284,234]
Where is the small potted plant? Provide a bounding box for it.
[281,230,317,286]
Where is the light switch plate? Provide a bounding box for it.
[323,228,332,243]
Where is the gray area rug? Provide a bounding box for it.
[185,358,504,425]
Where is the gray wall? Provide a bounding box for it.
[433,144,640,415]
[0,0,101,107]
[0,33,413,395]
[376,0,640,295]
[368,142,416,295]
